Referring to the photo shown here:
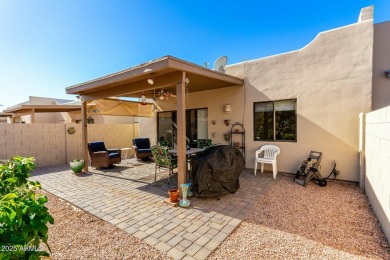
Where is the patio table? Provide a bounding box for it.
[168,147,205,156]
[168,148,205,177]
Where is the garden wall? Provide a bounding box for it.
[362,107,390,242]
[0,123,139,167]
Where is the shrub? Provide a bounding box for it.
[0,157,54,260]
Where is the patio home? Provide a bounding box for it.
[65,6,390,240]
[66,6,381,182]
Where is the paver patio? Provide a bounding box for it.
[32,158,277,260]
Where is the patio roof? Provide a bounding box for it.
[0,112,12,117]
[66,55,244,100]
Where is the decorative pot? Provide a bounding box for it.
[70,159,84,174]
[179,183,191,207]
[168,189,179,202]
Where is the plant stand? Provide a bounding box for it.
[179,183,191,207]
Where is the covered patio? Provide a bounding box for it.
[66,55,244,189]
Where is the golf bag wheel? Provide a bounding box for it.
[295,170,301,179]
[318,179,327,187]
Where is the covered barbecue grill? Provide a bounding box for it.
[190,145,245,197]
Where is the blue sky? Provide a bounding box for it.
[0,1,388,110]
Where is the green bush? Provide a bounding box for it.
[0,157,54,260]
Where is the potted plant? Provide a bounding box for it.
[168,189,179,202]
[69,159,84,174]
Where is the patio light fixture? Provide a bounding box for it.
[224,104,231,113]
[147,74,155,85]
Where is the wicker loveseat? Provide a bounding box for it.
[88,141,121,168]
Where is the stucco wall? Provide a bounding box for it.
[134,7,375,182]
[225,19,374,182]
[156,86,244,147]
[372,21,390,110]
[156,13,374,182]
[0,123,139,167]
[364,107,390,242]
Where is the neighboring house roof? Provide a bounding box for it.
[3,104,81,114]
[0,113,12,117]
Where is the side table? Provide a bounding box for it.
[121,148,133,159]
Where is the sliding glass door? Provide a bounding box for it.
[157,108,208,148]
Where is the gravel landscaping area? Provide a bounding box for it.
[42,175,389,259]
[209,176,390,259]
[43,191,170,260]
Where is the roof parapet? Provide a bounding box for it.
[358,5,374,22]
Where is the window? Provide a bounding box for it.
[253,99,297,141]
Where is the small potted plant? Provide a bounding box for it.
[168,189,179,202]
[69,159,84,174]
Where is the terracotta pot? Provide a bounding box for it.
[168,189,179,202]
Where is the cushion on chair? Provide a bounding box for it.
[138,148,152,153]
[108,152,121,159]
[133,138,151,149]
[89,142,107,152]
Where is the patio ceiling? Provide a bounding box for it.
[66,55,244,100]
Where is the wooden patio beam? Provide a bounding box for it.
[81,71,183,101]
[176,71,187,190]
[81,100,89,172]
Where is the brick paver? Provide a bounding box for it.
[32,158,277,259]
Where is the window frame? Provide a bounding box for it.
[253,99,297,142]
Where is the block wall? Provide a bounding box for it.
[364,107,390,242]
[0,123,139,167]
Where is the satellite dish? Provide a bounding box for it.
[213,56,228,73]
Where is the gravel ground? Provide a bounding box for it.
[42,191,170,260]
[41,176,389,259]
[209,176,390,259]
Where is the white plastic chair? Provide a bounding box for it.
[254,145,280,179]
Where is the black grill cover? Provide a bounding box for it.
[191,145,244,197]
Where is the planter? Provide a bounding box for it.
[179,183,191,208]
[168,189,179,202]
[70,159,84,174]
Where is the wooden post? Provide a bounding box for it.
[81,100,89,172]
[31,109,35,123]
[176,71,187,190]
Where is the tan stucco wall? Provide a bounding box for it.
[364,107,390,242]
[156,14,374,182]
[137,116,157,145]
[0,123,139,167]
[156,86,244,146]
[372,21,390,110]
[225,19,374,182]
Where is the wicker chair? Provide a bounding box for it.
[88,141,121,168]
[150,145,177,184]
[196,139,213,149]
[133,138,153,160]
